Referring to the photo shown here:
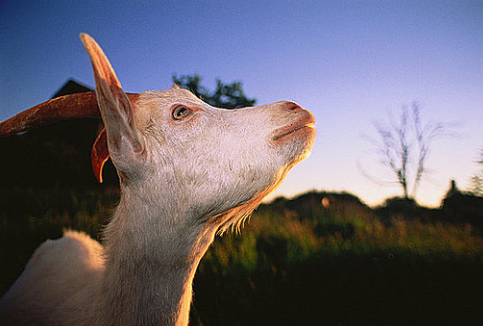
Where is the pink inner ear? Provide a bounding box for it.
[91,126,109,183]
[90,93,140,183]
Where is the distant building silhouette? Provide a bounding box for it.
[444,179,459,198]
[52,79,92,98]
[0,79,119,189]
[441,180,483,231]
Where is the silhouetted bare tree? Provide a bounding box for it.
[364,102,449,200]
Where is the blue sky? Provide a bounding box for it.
[1,0,482,206]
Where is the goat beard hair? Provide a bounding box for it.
[215,166,291,234]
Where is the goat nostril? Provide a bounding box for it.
[286,102,302,111]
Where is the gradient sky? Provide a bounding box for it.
[1,0,482,206]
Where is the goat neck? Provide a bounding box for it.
[97,190,215,326]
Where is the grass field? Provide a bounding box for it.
[1,188,482,325]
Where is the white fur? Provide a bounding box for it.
[0,34,315,326]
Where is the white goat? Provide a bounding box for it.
[0,33,315,326]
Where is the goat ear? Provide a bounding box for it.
[80,33,145,178]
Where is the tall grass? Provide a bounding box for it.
[195,193,483,325]
[201,194,482,274]
[1,189,482,325]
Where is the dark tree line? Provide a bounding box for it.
[172,74,256,109]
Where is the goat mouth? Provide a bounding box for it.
[273,121,315,142]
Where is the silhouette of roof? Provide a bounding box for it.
[0,79,120,189]
[52,79,93,99]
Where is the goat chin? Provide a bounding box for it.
[0,33,315,326]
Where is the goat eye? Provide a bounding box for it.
[172,106,192,120]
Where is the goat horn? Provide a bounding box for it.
[0,92,99,137]
[0,91,140,183]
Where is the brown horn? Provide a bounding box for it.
[0,92,98,137]
[0,91,140,183]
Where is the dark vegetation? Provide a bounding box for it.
[1,80,483,325]
[172,74,256,109]
[0,188,482,325]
